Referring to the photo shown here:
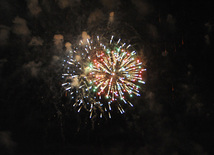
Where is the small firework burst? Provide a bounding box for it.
[62,44,104,118]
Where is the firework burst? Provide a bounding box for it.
[86,35,146,115]
[62,35,145,118]
[62,43,104,118]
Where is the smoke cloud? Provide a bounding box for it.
[204,34,210,45]
[0,25,10,45]
[53,34,64,50]
[132,0,152,16]
[26,0,42,16]
[166,14,176,31]
[23,61,42,77]
[12,16,30,36]
[145,91,162,113]
[71,76,79,88]
[75,55,81,62]
[166,14,176,25]
[58,0,80,9]
[81,31,90,45]
[87,9,104,26]
[204,22,212,33]
[0,131,16,154]
[28,36,43,46]
[65,42,72,51]
[147,24,158,38]
[52,55,60,62]
[108,12,114,24]
[101,0,119,9]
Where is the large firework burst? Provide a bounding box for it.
[86,35,146,115]
[62,35,146,118]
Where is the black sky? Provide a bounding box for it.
[0,0,213,154]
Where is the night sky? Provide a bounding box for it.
[0,0,213,154]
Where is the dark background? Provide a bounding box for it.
[0,0,213,154]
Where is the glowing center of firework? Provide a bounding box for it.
[106,66,120,79]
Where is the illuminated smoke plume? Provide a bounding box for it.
[81,31,90,45]
[23,61,42,77]
[28,36,43,46]
[26,0,42,16]
[53,34,64,50]
[12,17,30,36]
[65,42,72,52]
